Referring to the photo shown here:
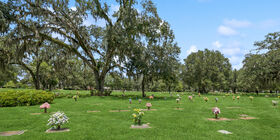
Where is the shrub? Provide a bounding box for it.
[0,90,55,107]
[90,89,98,96]
[3,81,16,88]
[104,89,112,96]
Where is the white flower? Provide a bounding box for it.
[47,111,69,128]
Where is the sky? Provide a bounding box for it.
[66,0,280,70]
[151,0,280,69]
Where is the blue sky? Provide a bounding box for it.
[151,0,280,69]
[66,0,280,69]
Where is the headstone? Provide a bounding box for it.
[0,130,26,136]
[217,130,232,134]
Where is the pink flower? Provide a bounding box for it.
[212,107,220,114]
[146,103,152,107]
[188,96,193,100]
[40,102,50,109]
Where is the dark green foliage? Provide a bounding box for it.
[183,49,231,93]
[54,91,91,98]
[0,90,54,107]
[104,89,113,96]
[238,32,280,93]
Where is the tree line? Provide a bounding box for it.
[0,0,279,96]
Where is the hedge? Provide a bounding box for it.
[0,90,55,107]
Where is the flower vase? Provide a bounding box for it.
[215,114,218,119]
[138,120,141,125]
[57,125,61,130]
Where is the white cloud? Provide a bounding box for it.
[218,25,237,36]
[218,41,244,70]
[47,6,54,12]
[187,45,198,55]
[229,56,242,64]
[222,47,241,56]
[111,4,120,13]
[224,19,251,28]
[232,63,243,70]
[221,41,242,56]
[259,19,280,29]
[83,16,106,27]
[212,41,222,48]
[70,7,77,11]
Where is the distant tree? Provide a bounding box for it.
[125,20,180,97]
[238,54,266,94]
[238,32,280,93]
[183,49,231,93]
[230,69,238,93]
[0,65,18,87]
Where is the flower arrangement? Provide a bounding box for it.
[146,103,152,110]
[188,96,193,101]
[203,97,209,102]
[232,96,235,100]
[47,111,69,130]
[198,93,201,97]
[215,98,218,102]
[138,99,142,104]
[176,98,180,103]
[212,107,221,119]
[272,100,278,106]
[40,102,50,113]
[149,96,154,100]
[129,98,132,104]
[176,94,181,100]
[132,109,144,125]
[237,96,240,100]
[72,95,79,101]
[249,96,254,101]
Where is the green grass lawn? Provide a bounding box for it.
[1,90,280,140]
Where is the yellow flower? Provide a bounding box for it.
[132,114,137,118]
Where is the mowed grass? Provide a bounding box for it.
[0,90,280,140]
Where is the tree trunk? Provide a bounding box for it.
[141,78,146,97]
[49,84,52,91]
[20,62,40,89]
[95,76,105,96]
[255,90,259,96]
[168,85,171,95]
[233,88,236,94]
[33,78,40,90]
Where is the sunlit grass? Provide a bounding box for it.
[0,90,280,140]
